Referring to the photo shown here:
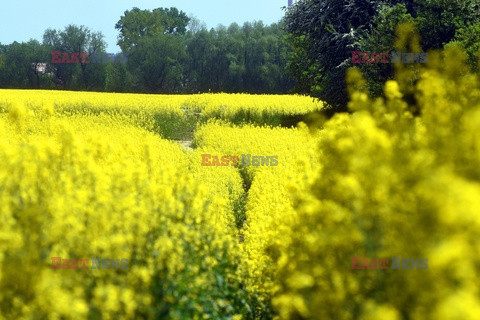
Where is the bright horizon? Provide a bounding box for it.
[0,0,290,52]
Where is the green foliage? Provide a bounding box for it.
[413,0,480,49]
[42,24,107,90]
[445,22,480,71]
[105,62,133,92]
[284,0,383,111]
[355,4,416,98]
[184,21,294,94]
[0,40,50,88]
[285,0,480,112]
[127,34,186,93]
[285,34,321,95]
[115,7,190,53]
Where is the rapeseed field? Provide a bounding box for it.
[1,47,480,320]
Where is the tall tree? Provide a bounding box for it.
[43,25,106,90]
[115,7,189,92]
[128,34,186,93]
[115,7,189,53]
[105,61,133,92]
[285,0,381,112]
[284,0,480,112]
[0,40,50,88]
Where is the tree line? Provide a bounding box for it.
[4,1,479,113]
[0,7,294,94]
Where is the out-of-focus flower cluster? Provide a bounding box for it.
[269,46,480,319]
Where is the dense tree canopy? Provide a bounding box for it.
[183,21,293,94]
[115,7,190,53]
[0,40,49,89]
[42,24,107,90]
[284,0,480,112]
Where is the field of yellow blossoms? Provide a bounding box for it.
[1,45,480,320]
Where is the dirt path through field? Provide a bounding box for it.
[177,140,193,151]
